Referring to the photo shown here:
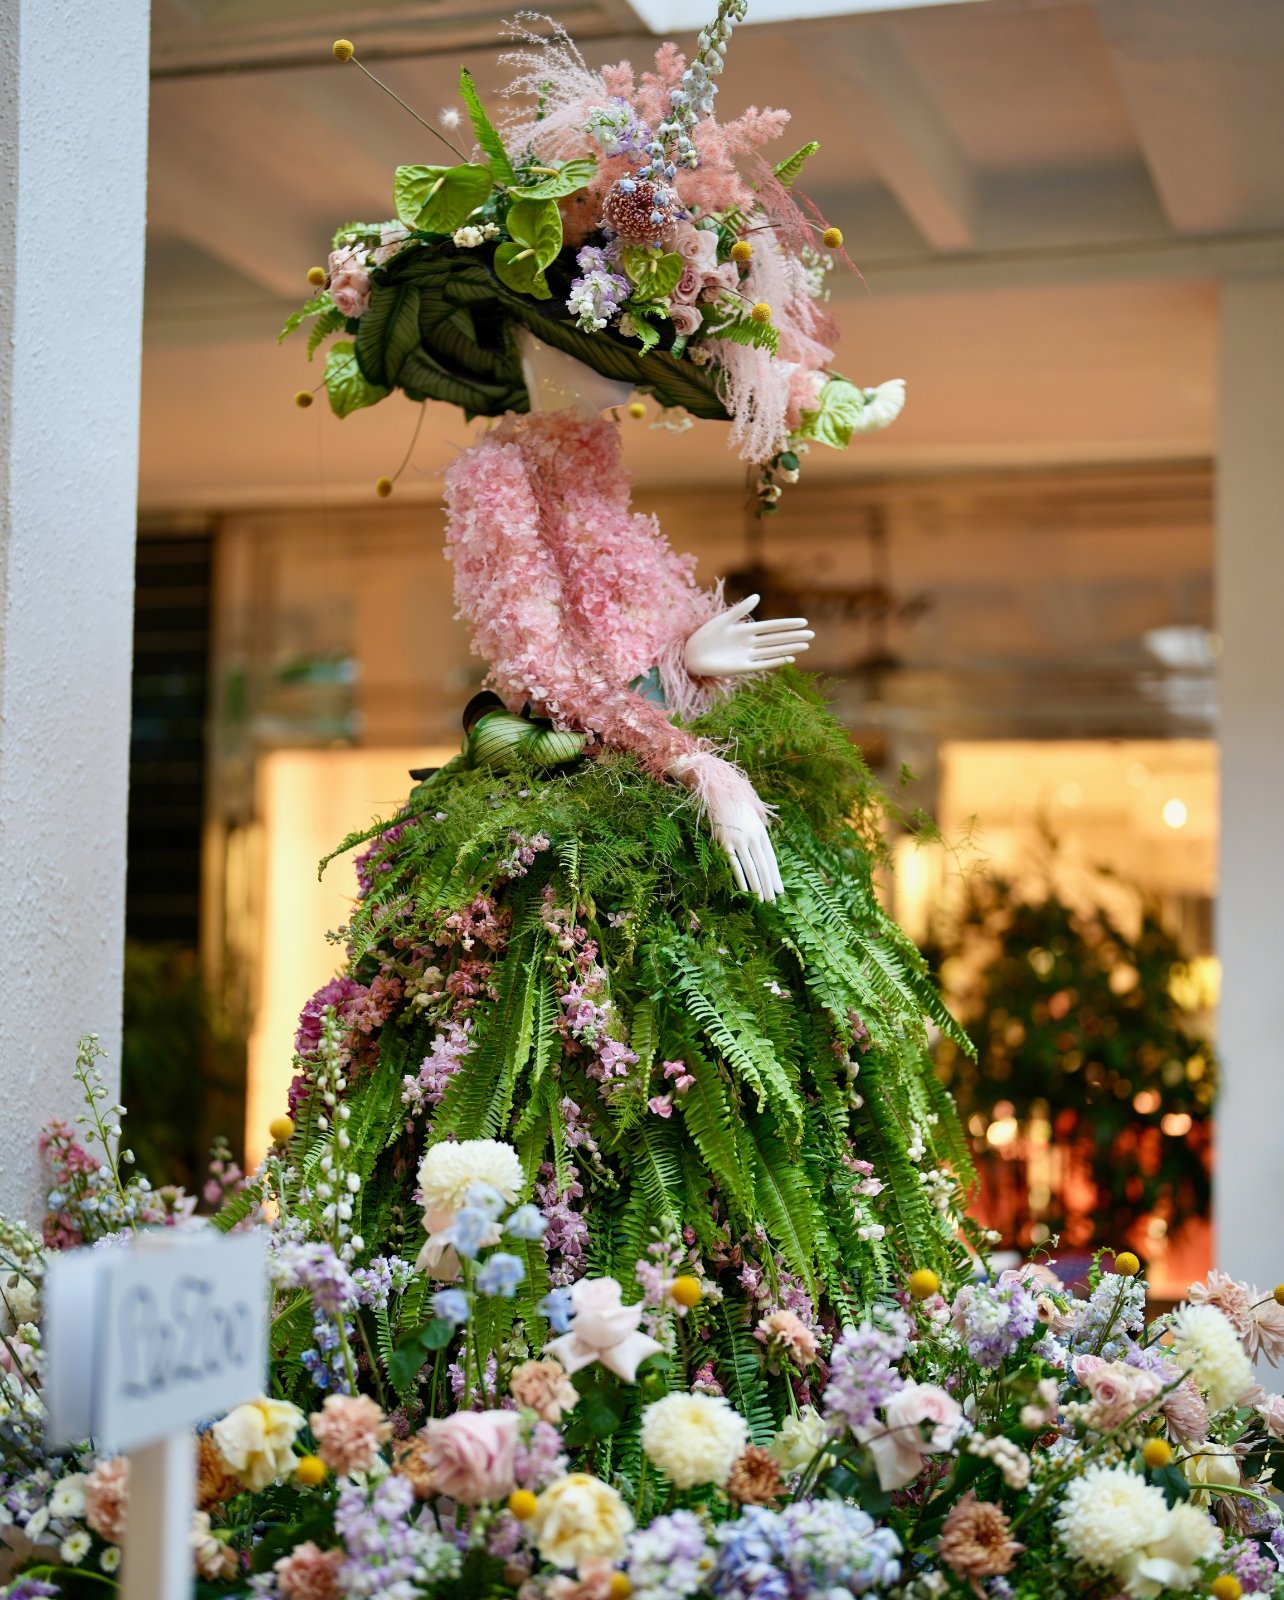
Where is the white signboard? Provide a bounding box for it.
[46,1227,267,1451]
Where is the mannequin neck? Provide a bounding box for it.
[515,326,634,420]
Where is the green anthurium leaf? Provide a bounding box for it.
[458,67,515,186]
[493,241,552,300]
[355,282,422,387]
[798,375,867,450]
[515,156,597,200]
[324,340,390,417]
[394,163,493,234]
[624,249,684,303]
[505,197,563,269]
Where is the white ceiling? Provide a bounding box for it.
[139,0,1284,509]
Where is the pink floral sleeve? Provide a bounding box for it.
[443,422,767,824]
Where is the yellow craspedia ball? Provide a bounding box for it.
[822,226,844,249]
[750,301,772,324]
[1273,1284,1284,1306]
[627,401,647,419]
[508,1489,538,1521]
[1142,1438,1172,1470]
[670,1276,702,1309]
[332,39,355,61]
[1114,1251,1141,1277]
[608,1577,633,1600]
[1211,1577,1244,1600]
[907,1268,940,1302]
[293,391,314,409]
[375,476,394,498]
[294,1454,327,1487]
[730,240,753,264]
[269,1115,296,1144]
[306,266,327,287]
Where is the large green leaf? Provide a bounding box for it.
[356,282,422,387]
[493,241,552,300]
[514,157,597,200]
[397,345,523,414]
[324,340,389,417]
[621,247,684,302]
[798,375,868,450]
[457,67,515,186]
[506,198,563,269]
[393,163,493,233]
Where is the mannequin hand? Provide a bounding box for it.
[684,594,813,679]
[709,800,784,904]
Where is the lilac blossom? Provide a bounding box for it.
[513,1420,567,1491]
[334,1472,458,1598]
[711,1501,902,1597]
[955,1278,1039,1369]
[402,1019,474,1117]
[352,1254,414,1311]
[823,1311,909,1433]
[626,1509,714,1600]
[567,245,630,333]
[535,1164,590,1285]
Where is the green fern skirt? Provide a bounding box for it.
[301,670,976,1411]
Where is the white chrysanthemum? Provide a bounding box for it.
[1056,1464,1169,1568]
[1168,1303,1254,1414]
[641,1391,749,1489]
[417,1139,522,1214]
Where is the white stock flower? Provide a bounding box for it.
[1168,1303,1254,1414]
[641,1391,749,1489]
[1056,1464,1168,1568]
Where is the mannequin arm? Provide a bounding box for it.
[684,593,813,678]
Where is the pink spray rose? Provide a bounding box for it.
[421,1409,520,1505]
[274,1541,344,1600]
[327,245,371,319]
[668,303,704,339]
[309,1393,391,1476]
[859,1381,964,1492]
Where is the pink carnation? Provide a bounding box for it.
[421,1409,520,1505]
[85,1456,129,1544]
[275,1541,344,1600]
[757,1309,820,1369]
[309,1393,391,1476]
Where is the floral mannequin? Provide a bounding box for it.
[445,328,813,903]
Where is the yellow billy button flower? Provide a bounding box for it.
[821,226,844,249]
[332,39,355,61]
[269,1115,296,1144]
[730,240,753,264]
[907,1268,940,1302]
[306,266,327,287]
[1142,1438,1172,1470]
[508,1489,538,1522]
[375,477,394,498]
[1273,1284,1284,1306]
[669,1276,702,1309]
[294,1454,327,1487]
[750,302,772,324]
[1211,1577,1243,1600]
[293,391,314,409]
[627,401,647,419]
[1114,1251,1141,1277]
[608,1577,633,1600]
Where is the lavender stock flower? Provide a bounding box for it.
[823,1310,909,1433]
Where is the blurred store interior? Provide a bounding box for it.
[126,0,1284,1290]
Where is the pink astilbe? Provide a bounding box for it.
[443,410,761,819]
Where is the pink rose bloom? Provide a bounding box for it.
[327,245,371,319]
[546,1277,663,1383]
[785,365,826,431]
[668,303,703,339]
[309,1393,391,1476]
[1077,1360,1162,1429]
[757,1309,820,1369]
[671,221,719,273]
[85,1456,129,1544]
[859,1381,964,1492]
[370,223,411,267]
[275,1540,344,1600]
[1257,1394,1284,1439]
[422,1410,520,1505]
[673,263,702,305]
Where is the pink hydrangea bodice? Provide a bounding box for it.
[444,409,749,800]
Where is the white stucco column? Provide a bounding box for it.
[0,0,150,1223]
[1214,276,1284,1287]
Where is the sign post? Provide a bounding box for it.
[45,1228,267,1600]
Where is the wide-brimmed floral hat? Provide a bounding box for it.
[286,3,905,506]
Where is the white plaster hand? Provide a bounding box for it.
[708,796,785,904]
[684,593,813,679]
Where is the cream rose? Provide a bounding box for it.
[1116,1502,1222,1598]
[1179,1443,1241,1504]
[530,1473,633,1571]
[211,1396,305,1491]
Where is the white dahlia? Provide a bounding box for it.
[1168,1303,1254,1414]
[417,1139,522,1214]
[640,1391,749,1489]
[1056,1463,1168,1568]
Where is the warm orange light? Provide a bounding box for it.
[1160,1112,1193,1137]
